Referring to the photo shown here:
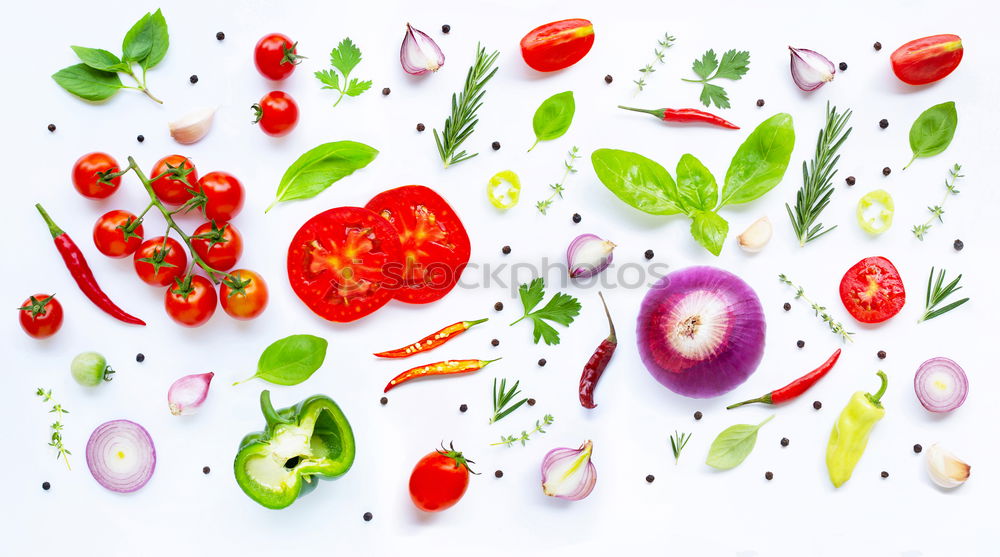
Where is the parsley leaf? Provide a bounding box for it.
[329,38,362,76]
[700,83,730,109]
[345,78,372,97]
[692,49,718,80]
[315,69,340,90]
[715,49,751,80]
[682,48,750,109]
[510,279,581,345]
[315,37,369,108]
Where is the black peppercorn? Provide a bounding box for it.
[42,481,51,490]
[813,400,823,410]
[459,404,468,413]
[877,350,886,360]
[491,141,501,151]
[879,118,889,129]
[954,239,964,251]
[527,398,536,406]
[416,123,425,132]
[363,512,373,522]
[136,353,145,362]
[216,31,225,41]
[572,213,582,223]
[839,62,848,71]
[913,444,923,454]
[538,358,547,367]
[846,176,856,186]
[694,411,703,420]
[380,396,388,406]
[203,466,211,475]
[783,302,792,311]
[881,471,889,478]
[780,437,789,447]
[47,124,56,132]
[189,75,199,84]
[137,135,145,143]
[494,470,504,478]
[756,99,765,107]
[645,474,655,483]
[382,87,391,96]
[604,74,613,84]
[796,340,805,348]
[490,339,499,347]
[874,42,882,51]
[765,471,774,481]
[441,24,451,34]
[644,249,654,260]
[882,167,891,176]
[494,301,503,311]
[501,245,511,254]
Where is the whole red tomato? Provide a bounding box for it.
[196,171,244,222]
[254,33,302,80]
[150,155,199,205]
[839,256,906,324]
[220,269,269,320]
[253,91,299,137]
[520,19,595,72]
[134,236,187,286]
[191,222,243,271]
[72,152,121,199]
[408,443,474,512]
[93,210,144,258]
[165,275,217,327]
[18,294,63,339]
[891,34,963,85]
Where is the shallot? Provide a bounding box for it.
[541,440,596,501]
[789,47,835,91]
[167,372,215,416]
[400,24,445,75]
[567,233,615,279]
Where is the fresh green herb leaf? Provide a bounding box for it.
[268,141,379,212]
[345,78,372,96]
[634,32,675,92]
[70,46,128,72]
[714,49,752,80]
[690,211,729,256]
[536,146,579,214]
[706,415,772,470]
[779,274,854,342]
[683,48,750,109]
[590,148,686,215]
[315,38,370,108]
[491,415,555,447]
[490,378,528,424]
[434,43,499,167]
[676,153,718,211]
[36,388,71,470]
[235,334,329,386]
[52,64,123,101]
[699,83,729,109]
[329,37,363,76]
[140,9,169,71]
[905,101,958,169]
[919,267,970,322]
[913,164,963,240]
[692,49,718,80]
[721,113,795,206]
[510,279,581,345]
[670,431,692,465]
[530,91,575,151]
[122,11,154,62]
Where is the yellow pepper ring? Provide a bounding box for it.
[487,170,521,210]
[856,189,895,235]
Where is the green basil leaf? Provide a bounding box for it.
[530,91,575,151]
[721,113,795,206]
[70,46,129,72]
[122,12,153,62]
[52,64,123,101]
[248,334,328,386]
[906,101,957,169]
[269,141,379,212]
[706,415,773,470]
[591,149,686,215]
[689,211,729,256]
[140,9,169,70]
[676,154,718,211]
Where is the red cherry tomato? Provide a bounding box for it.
[891,34,963,85]
[196,171,244,222]
[520,19,595,72]
[408,444,473,512]
[149,155,199,205]
[287,206,403,323]
[252,91,299,137]
[364,185,470,304]
[220,269,269,320]
[253,33,302,81]
[18,294,63,339]
[839,256,906,324]
[165,275,217,327]
[134,236,187,286]
[93,210,144,258]
[191,222,243,272]
[72,152,121,199]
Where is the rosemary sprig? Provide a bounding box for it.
[490,378,528,424]
[36,388,71,470]
[919,267,970,322]
[670,431,691,464]
[433,43,499,168]
[634,32,676,92]
[537,146,580,214]
[913,164,963,240]
[491,414,555,447]
[786,102,853,247]
[778,274,855,342]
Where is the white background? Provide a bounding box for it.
[4,0,998,555]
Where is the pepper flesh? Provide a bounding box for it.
[826,371,888,488]
[384,358,499,392]
[487,171,521,209]
[579,293,617,408]
[374,318,488,358]
[617,105,740,130]
[856,189,894,235]
[234,390,355,509]
[727,349,841,408]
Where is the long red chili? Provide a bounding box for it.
[579,292,617,409]
[618,105,740,130]
[384,358,499,393]
[726,349,841,409]
[374,318,488,358]
[35,204,145,326]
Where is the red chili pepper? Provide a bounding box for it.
[579,293,617,409]
[374,318,488,358]
[618,105,740,130]
[384,358,499,393]
[726,349,841,409]
[35,204,145,326]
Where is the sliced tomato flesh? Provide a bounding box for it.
[839,256,906,324]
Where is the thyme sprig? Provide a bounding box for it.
[537,146,580,214]
[433,43,499,168]
[670,431,691,464]
[913,164,963,240]
[778,274,855,342]
[36,388,71,470]
[491,414,554,447]
[490,378,528,424]
[634,32,676,92]
[920,267,970,322]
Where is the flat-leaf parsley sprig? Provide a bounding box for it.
[537,146,580,214]
[919,267,970,322]
[634,32,676,92]
[434,44,499,168]
[36,388,71,470]
[913,164,963,241]
[491,414,555,447]
[314,38,372,108]
[681,48,750,109]
[779,274,855,342]
[510,278,582,345]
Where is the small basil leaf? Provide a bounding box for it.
[122,12,153,62]
[52,64,123,101]
[591,149,686,215]
[252,334,328,386]
[721,113,795,206]
[906,101,957,169]
[140,9,169,70]
[530,91,575,151]
[70,46,129,73]
[690,211,729,256]
[269,141,379,212]
[676,153,718,211]
[706,415,773,470]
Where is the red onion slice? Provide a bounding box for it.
[637,266,765,398]
[86,419,156,493]
[914,357,968,413]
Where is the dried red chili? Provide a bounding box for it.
[579,293,617,409]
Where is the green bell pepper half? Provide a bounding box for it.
[826,371,888,488]
[234,390,355,509]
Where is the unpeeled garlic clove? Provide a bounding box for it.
[737,216,772,253]
[169,107,216,145]
[926,443,970,488]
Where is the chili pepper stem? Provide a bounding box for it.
[617,105,664,117]
[35,204,65,238]
[465,318,489,328]
[597,292,616,343]
[726,393,773,409]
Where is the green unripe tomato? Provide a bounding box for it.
[71,352,113,386]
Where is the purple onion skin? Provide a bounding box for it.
[567,233,613,279]
[86,419,156,493]
[914,357,968,413]
[636,266,765,398]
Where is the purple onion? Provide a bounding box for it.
[86,419,156,493]
[636,266,765,398]
[567,233,616,278]
[400,24,445,75]
[789,46,836,91]
[914,357,968,413]
[168,372,214,416]
[541,440,596,500]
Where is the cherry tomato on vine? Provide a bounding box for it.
[149,155,198,205]
[839,256,906,324]
[93,210,144,258]
[253,33,303,81]
[191,221,243,272]
[18,294,63,339]
[165,275,217,327]
[72,152,121,199]
[134,236,187,286]
[196,171,244,222]
[408,443,475,512]
[220,269,269,320]
[252,91,299,137]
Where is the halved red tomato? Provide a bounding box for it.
[364,186,470,304]
[839,256,906,324]
[287,207,403,322]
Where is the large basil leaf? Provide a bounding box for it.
[706,415,773,470]
[70,46,129,73]
[122,12,154,62]
[236,335,329,386]
[676,154,718,211]
[530,91,575,151]
[268,141,379,212]
[52,64,123,101]
[591,149,685,215]
[906,101,957,169]
[140,9,170,70]
[689,211,728,256]
[721,113,795,206]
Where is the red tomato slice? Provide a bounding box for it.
[839,256,906,324]
[287,207,403,322]
[365,185,470,304]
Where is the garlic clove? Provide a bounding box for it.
[926,443,970,488]
[167,372,215,416]
[789,47,836,91]
[400,24,445,75]
[169,107,216,145]
[737,216,772,253]
[567,234,616,278]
